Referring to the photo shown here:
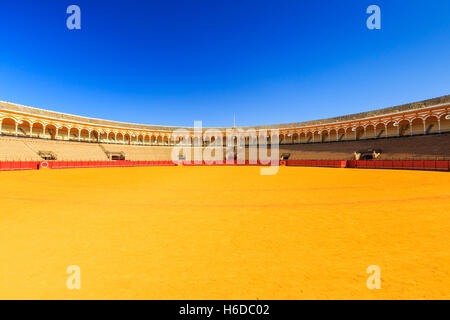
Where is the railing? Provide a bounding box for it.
[0,160,449,172]
[286,160,450,171]
[346,160,450,171]
[0,160,175,171]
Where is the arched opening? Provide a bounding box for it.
[108,132,116,143]
[1,118,17,135]
[265,134,274,146]
[221,134,229,146]
[151,135,157,145]
[365,125,375,139]
[124,134,131,145]
[202,134,209,146]
[186,135,194,146]
[375,123,386,138]
[321,130,329,142]
[173,135,182,145]
[45,124,58,140]
[329,129,337,142]
[286,134,293,144]
[312,131,320,143]
[337,128,345,141]
[411,118,424,135]
[355,126,364,140]
[267,133,273,146]
[18,120,32,136]
[80,129,90,142]
[203,134,211,146]
[69,128,80,141]
[98,131,107,143]
[425,116,439,134]
[244,135,251,146]
[32,122,45,138]
[236,135,246,148]
[127,134,134,144]
[299,132,306,143]
[397,120,410,137]
[116,132,124,144]
[305,132,313,143]
[344,127,354,141]
[157,136,163,145]
[163,136,169,145]
[247,134,256,146]
[58,126,69,140]
[144,135,150,145]
[286,134,294,144]
[292,133,299,144]
[386,122,397,137]
[90,130,99,142]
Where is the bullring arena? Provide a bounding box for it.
[1,96,449,299]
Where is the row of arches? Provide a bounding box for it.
[279,114,450,144]
[0,118,173,145]
[1,113,449,146]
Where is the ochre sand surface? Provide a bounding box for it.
[0,166,449,299]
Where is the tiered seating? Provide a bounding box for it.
[1,132,449,162]
[0,136,41,161]
[25,139,108,161]
[102,144,173,161]
[280,133,450,160]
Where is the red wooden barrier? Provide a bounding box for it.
[436,161,449,171]
[0,160,448,172]
[285,160,449,171]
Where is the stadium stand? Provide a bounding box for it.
[24,139,108,161]
[1,132,448,162]
[0,95,449,164]
[280,132,450,161]
[101,144,173,161]
[0,136,41,161]
[0,136,109,161]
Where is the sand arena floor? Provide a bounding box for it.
[0,166,449,299]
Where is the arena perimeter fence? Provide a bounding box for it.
[0,160,449,172]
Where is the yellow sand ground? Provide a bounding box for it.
[0,166,449,299]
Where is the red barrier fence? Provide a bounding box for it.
[0,160,175,171]
[0,160,449,172]
[346,160,450,171]
[0,161,39,171]
[285,160,449,171]
[286,160,347,168]
[46,160,176,169]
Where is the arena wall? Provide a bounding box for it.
[279,132,450,161]
[0,96,449,170]
[1,96,449,147]
[1,131,449,163]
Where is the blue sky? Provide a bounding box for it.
[0,0,449,127]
